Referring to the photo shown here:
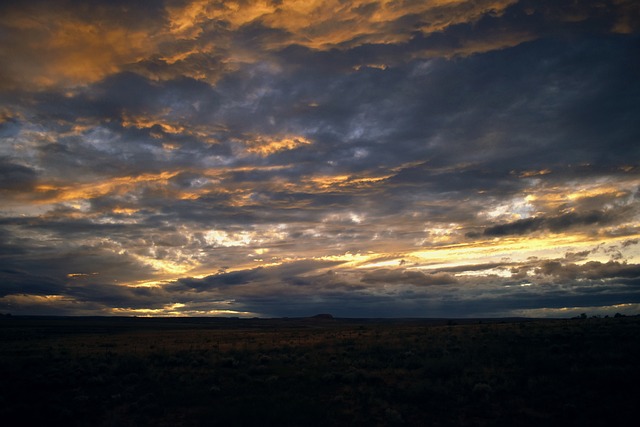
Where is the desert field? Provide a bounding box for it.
[1,315,638,426]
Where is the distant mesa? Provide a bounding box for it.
[310,313,334,320]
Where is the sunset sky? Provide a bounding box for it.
[1,0,639,317]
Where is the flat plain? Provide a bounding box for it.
[1,315,638,426]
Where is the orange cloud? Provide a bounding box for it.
[0,3,159,89]
[242,134,312,156]
[303,173,392,192]
[3,0,632,91]
[144,0,533,87]
[120,114,226,144]
[168,0,519,51]
[33,171,180,204]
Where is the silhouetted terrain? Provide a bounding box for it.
[1,315,638,426]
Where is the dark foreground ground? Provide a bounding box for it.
[1,315,639,426]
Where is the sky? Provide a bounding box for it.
[1,0,639,318]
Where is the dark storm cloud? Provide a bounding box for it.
[64,282,174,310]
[0,115,21,138]
[477,209,625,237]
[30,72,220,125]
[361,269,458,287]
[0,158,38,193]
[0,268,64,298]
[0,221,159,288]
[3,216,140,236]
[174,259,343,292]
[223,34,640,185]
[537,260,640,281]
[436,262,512,274]
[161,258,640,318]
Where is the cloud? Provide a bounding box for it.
[2,0,637,93]
[174,259,344,291]
[166,0,520,50]
[0,0,165,89]
[0,158,38,193]
[361,269,458,287]
[537,260,640,282]
[0,114,21,138]
[478,209,626,237]
[563,250,592,262]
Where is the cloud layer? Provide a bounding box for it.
[1,0,639,317]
